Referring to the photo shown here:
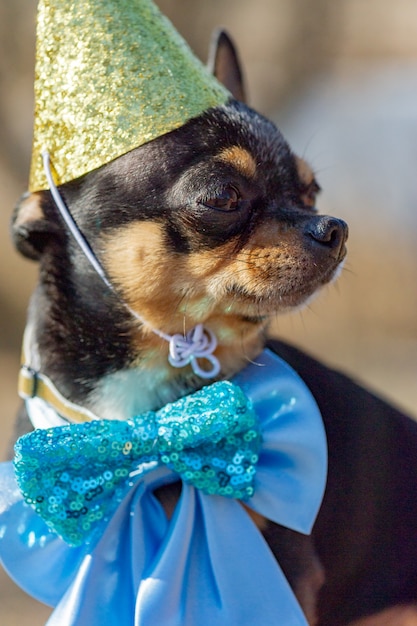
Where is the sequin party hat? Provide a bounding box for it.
[29,0,230,192]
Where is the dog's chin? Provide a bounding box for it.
[275,262,345,312]
[222,259,345,319]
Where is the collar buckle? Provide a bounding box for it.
[18,365,39,399]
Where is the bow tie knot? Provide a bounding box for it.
[15,381,261,546]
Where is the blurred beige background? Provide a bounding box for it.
[1,0,416,623]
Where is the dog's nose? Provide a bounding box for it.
[305,216,348,255]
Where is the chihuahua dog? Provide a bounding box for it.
[10,31,417,626]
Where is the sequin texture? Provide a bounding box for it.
[14,381,261,546]
[29,0,230,191]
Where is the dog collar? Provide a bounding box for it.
[18,363,99,425]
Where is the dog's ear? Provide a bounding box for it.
[11,192,61,260]
[208,29,247,103]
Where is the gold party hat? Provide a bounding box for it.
[29,0,230,192]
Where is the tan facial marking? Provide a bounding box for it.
[218,146,257,178]
[101,222,180,326]
[102,221,236,336]
[295,156,315,187]
[15,193,44,228]
[295,156,319,207]
[100,221,267,371]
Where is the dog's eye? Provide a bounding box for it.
[202,186,240,211]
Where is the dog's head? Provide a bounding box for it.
[12,32,347,414]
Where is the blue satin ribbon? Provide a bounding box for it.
[0,349,327,626]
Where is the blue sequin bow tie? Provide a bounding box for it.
[14,381,261,546]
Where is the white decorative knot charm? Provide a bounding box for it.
[168,324,221,379]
